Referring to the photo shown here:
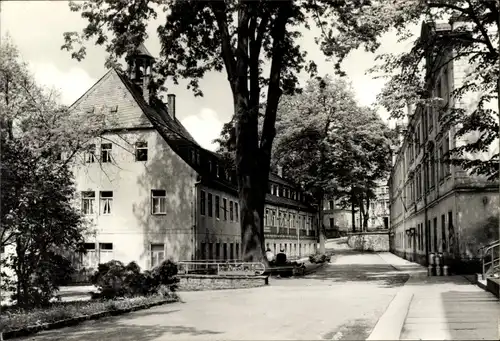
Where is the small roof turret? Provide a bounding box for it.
[126,43,155,61]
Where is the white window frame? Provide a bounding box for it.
[101,143,112,163]
[150,243,165,269]
[100,191,113,215]
[81,191,95,215]
[85,144,96,163]
[151,189,167,215]
[99,243,114,263]
[135,141,148,162]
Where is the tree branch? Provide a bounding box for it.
[210,1,238,94]
[260,1,293,161]
[465,0,497,56]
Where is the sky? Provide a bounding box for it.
[1,1,420,151]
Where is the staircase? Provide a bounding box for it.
[481,240,499,280]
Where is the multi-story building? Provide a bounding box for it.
[322,198,352,237]
[70,45,317,272]
[368,181,390,230]
[389,21,499,270]
[322,181,390,236]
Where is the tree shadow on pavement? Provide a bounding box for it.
[301,264,410,288]
[17,309,223,341]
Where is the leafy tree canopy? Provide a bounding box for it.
[272,75,394,228]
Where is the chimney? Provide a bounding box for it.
[142,74,150,104]
[167,94,176,120]
[277,165,283,177]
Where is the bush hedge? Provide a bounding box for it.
[90,259,180,300]
[0,294,178,334]
[308,253,332,264]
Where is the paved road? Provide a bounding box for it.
[16,243,409,340]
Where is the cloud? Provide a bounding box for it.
[27,62,96,106]
[181,108,224,151]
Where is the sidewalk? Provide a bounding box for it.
[368,252,500,340]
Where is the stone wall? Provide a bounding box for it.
[178,274,269,291]
[347,231,390,252]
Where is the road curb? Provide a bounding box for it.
[366,288,414,340]
[367,253,428,340]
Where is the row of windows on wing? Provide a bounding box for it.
[199,190,239,222]
[264,208,313,230]
[79,242,166,269]
[395,211,454,254]
[199,242,242,261]
[84,141,148,163]
[268,183,305,202]
[400,149,452,206]
[81,189,167,215]
[189,149,236,184]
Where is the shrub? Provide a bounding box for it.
[90,259,180,299]
[151,259,180,292]
[308,253,331,264]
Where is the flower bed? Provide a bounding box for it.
[0,293,179,339]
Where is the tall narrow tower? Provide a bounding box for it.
[126,44,155,104]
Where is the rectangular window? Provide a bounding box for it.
[215,195,220,219]
[414,124,420,152]
[438,145,444,181]
[223,198,227,220]
[235,202,239,221]
[215,243,220,260]
[208,243,213,259]
[444,135,451,175]
[272,210,276,226]
[81,191,95,215]
[223,243,228,260]
[99,243,113,263]
[330,218,334,228]
[81,243,97,268]
[236,243,240,259]
[433,217,438,252]
[151,244,165,268]
[200,242,206,260]
[85,144,96,163]
[109,105,118,114]
[100,191,113,215]
[101,143,112,163]
[265,209,269,226]
[135,141,148,161]
[448,211,453,253]
[208,193,213,217]
[441,214,446,252]
[151,190,167,215]
[230,201,234,221]
[329,200,334,210]
[200,190,206,216]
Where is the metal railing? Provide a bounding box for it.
[178,260,266,276]
[481,240,499,280]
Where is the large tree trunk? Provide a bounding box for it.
[235,95,267,263]
[214,1,292,264]
[364,194,370,230]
